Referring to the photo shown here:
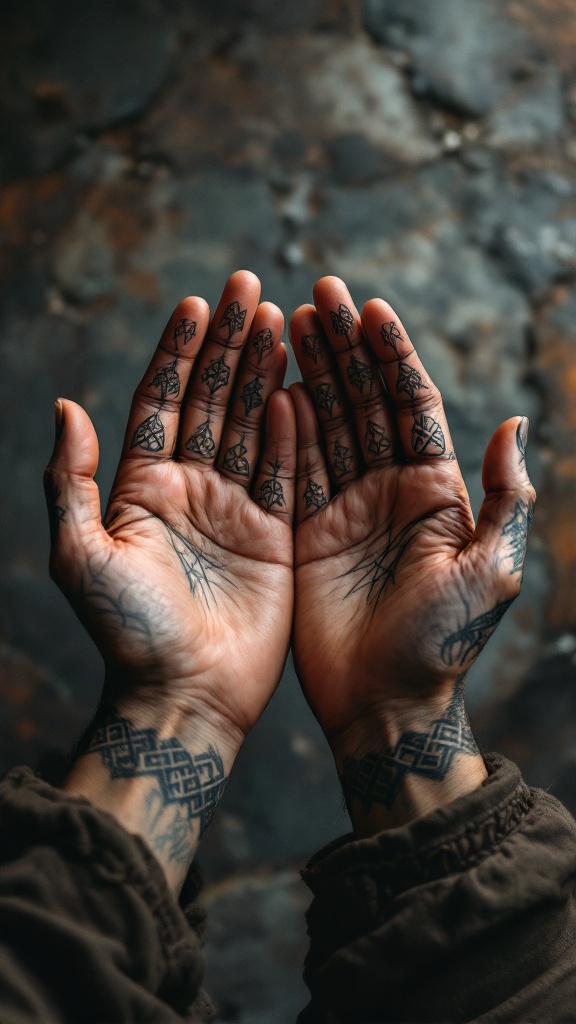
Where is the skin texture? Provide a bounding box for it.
[290,277,535,832]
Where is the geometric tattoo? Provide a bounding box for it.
[131,412,165,452]
[341,679,477,810]
[259,459,285,511]
[164,521,228,603]
[304,478,327,510]
[333,438,353,476]
[316,382,339,418]
[381,320,402,357]
[253,328,273,364]
[516,420,526,465]
[396,362,428,400]
[501,498,534,575]
[440,599,514,667]
[223,435,250,476]
[347,355,373,393]
[365,420,391,457]
[201,355,231,395]
[87,708,228,837]
[220,300,247,341]
[173,318,197,349]
[241,375,264,415]
[185,418,216,459]
[330,304,354,341]
[411,413,446,457]
[149,360,180,400]
[301,334,322,363]
[338,513,428,606]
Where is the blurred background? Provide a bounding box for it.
[1,0,576,1020]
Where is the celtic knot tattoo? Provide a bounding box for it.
[253,328,273,364]
[396,362,428,400]
[202,355,230,395]
[338,514,429,606]
[259,459,285,511]
[411,413,446,457]
[347,355,373,394]
[316,382,339,418]
[365,420,391,458]
[223,435,250,476]
[150,360,180,401]
[220,300,247,341]
[131,412,165,452]
[173,318,196,349]
[241,375,264,415]
[304,478,327,510]
[330,303,354,341]
[185,418,215,459]
[301,334,322,363]
[501,498,534,575]
[441,599,514,667]
[342,680,477,811]
[165,522,228,603]
[381,320,402,357]
[88,709,228,837]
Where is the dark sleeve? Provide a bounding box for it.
[0,767,214,1024]
[299,753,576,1023]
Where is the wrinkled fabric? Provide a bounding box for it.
[0,767,214,1023]
[299,754,576,1023]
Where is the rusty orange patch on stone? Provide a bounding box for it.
[509,0,576,70]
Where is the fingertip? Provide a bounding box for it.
[482,415,532,494]
[228,269,262,294]
[289,303,317,332]
[312,275,346,300]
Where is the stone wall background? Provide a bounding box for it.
[1,1,576,1021]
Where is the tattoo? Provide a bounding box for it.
[441,599,514,667]
[44,476,66,541]
[81,560,153,642]
[516,419,527,464]
[330,303,354,341]
[259,459,285,511]
[87,708,227,839]
[144,790,192,865]
[164,522,228,602]
[304,478,327,510]
[185,418,216,459]
[397,362,428,400]
[301,333,322,363]
[131,412,165,452]
[241,375,264,415]
[381,320,402,357]
[502,498,534,575]
[149,360,180,401]
[333,438,353,476]
[173,318,196,349]
[341,678,477,811]
[347,355,373,394]
[201,355,230,395]
[220,300,247,341]
[223,434,250,476]
[253,328,273,364]
[338,513,430,606]
[411,413,446,457]
[365,419,391,457]
[316,382,339,417]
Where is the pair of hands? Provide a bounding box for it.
[45,270,534,838]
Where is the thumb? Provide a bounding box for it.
[474,416,536,584]
[43,399,107,580]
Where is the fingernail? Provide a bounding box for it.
[54,399,64,443]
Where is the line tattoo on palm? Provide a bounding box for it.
[441,599,514,667]
[337,513,433,606]
[164,522,230,604]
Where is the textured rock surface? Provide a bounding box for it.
[1,2,575,1021]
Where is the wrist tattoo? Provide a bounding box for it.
[341,679,478,812]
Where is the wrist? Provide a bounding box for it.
[331,679,487,836]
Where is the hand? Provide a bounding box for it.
[45,271,296,883]
[290,277,535,831]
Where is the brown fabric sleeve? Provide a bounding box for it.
[299,753,576,1023]
[0,767,214,1023]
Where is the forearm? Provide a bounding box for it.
[332,677,487,836]
[62,693,238,892]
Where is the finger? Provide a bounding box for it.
[253,390,296,524]
[290,382,332,525]
[362,298,456,462]
[289,304,360,486]
[44,399,108,585]
[178,270,262,467]
[312,277,396,467]
[216,303,286,487]
[122,296,211,461]
[475,416,536,585]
